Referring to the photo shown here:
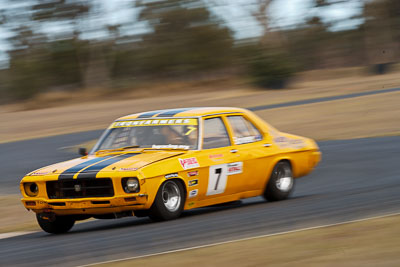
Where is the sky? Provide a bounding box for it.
[98,0,364,39]
[210,0,364,38]
[0,0,364,67]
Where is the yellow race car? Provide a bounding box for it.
[20,107,321,233]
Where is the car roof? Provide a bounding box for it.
[117,107,248,120]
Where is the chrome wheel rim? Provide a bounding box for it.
[275,164,293,192]
[162,181,181,212]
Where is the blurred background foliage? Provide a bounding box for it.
[0,0,399,102]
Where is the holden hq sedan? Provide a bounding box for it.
[20,107,321,233]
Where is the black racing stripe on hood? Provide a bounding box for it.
[58,157,111,180]
[77,153,139,179]
[155,108,194,117]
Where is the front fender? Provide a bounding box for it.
[142,175,187,209]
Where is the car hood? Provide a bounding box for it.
[28,151,185,177]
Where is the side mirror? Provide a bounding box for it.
[79,147,88,156]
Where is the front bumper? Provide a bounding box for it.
[21,194,148,216]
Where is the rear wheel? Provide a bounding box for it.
[264,161,294,201]
[36,213,75,234]
[149,180,185,221]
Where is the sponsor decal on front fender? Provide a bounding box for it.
[188,179,198,187]
[165,173,179,179]
[189,189,198,198]
[187,170,199,177]
[120,167,138,171]
[179,157,200,170]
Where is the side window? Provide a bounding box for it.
[203,117,231,149]
[227,116,262,145]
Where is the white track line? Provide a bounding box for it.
[0,231,36,240]
[76,211,400,267]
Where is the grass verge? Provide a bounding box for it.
[0,195,39,233]
[95,214,400,267]
[257,91,400,140]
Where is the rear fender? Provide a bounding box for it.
[263,157,293,189]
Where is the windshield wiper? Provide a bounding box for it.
[95,145,192,155]
[145,147,189,151]
[143,145,190,151]
[95,145,141,155]
[120,145,141,150]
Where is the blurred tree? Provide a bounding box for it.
[0,0,93,99]
[289,14,330,70]
[31,0,101,88]
[247,46,296,89]
[252,0,274,35]
[251,0,285,46]
[280,0,366,70]
[362,0,400,73]
[244,0,297,88]
[314,0,347,7]
[32,0,89,23]
[5,22,51,100]
[135,0,234,77]
[1,0,399,102]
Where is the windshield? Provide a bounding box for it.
[93,118,199,151]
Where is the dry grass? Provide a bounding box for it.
[1,68,400,143]
[257,91,400,140]
[0,195,39,233]
[97,214,400,267]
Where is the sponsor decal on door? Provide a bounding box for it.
[206,162,243,196]
[227,162,243,175]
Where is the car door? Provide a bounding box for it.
[225,114,275,192]
[195,116,243,201]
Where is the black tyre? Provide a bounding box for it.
[36,213,75,234]
[148,180,185,221]
[263,161,294,201]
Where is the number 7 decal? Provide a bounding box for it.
[214,168,222,190]
[207,164,228,196]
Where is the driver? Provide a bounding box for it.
[161,125,183,145]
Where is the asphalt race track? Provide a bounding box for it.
[0,130,103,194]
[0,135,399,266]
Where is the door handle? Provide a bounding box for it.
[263,143,271,147]
[230,149,238,153]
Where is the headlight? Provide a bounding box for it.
[122,177,140,193]
[24,182,39,197]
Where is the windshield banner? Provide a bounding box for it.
[111,118,198,128]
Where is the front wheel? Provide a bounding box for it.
[263,161,294,201]
[36,213,75,234]
[149,180,185,221]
